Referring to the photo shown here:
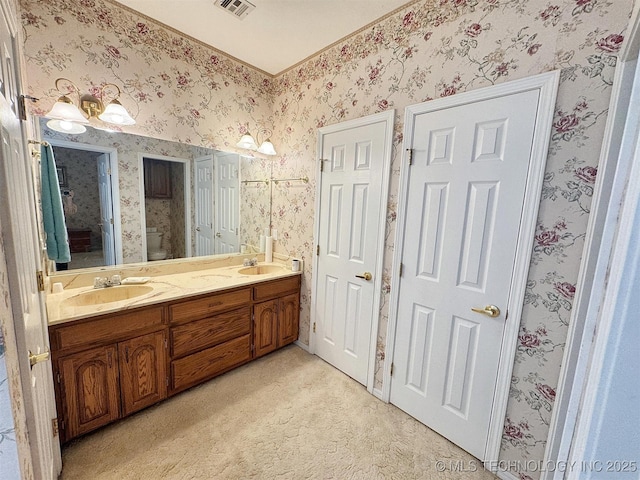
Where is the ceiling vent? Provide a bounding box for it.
[214,0,256,20]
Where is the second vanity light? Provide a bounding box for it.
[45,77,136,134]
[236,128,277,156]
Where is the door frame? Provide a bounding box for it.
[44,139,122,265]
[310,109,395,394]
[383,71,559,463]
[138,153,191,261]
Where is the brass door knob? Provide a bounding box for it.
[471,305,500,317]
[355,272,373,281]
[215,232,222,238]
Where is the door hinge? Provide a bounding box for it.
[316,245,320,256]
[52,418,59,437]
[407,148,413,166]
[319,159,327,172]
[164,338,168,349]
[56,372,61,384]
[399,263,403,277]
[36,270,45,292]
[18,95,37,121]
[107,168,112,175]
[390,363,394,376]
[313,322,316,333]
[110,218,114,225]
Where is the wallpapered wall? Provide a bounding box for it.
[19,0,633,478]
[53,146,103,248]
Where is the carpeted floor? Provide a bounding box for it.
[60,345,498,479]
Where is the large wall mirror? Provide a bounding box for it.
[41,119,272,272]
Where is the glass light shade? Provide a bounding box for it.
[236,133,258,150]
[45,96,90,125]
[98,100,136,125]
[46,118,87,134]
[257,139,277,156]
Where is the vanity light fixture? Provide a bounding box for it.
[236,128,277,156]
[45,78,136,134]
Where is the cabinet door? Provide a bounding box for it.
[254,299,278,358]
[144,159,172,199]
[278,292,300,347]
[119,332,167,416]
[59,345,120,440]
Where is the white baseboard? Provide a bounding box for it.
[372,387,384,400]
[495,468,519,480]
[294,340,310,352]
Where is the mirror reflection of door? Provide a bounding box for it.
[141,155,190,261]
[195,155,214,256]
[213,152,240,254]
[49,144,118,270]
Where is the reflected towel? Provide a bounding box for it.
[41,144,71,263]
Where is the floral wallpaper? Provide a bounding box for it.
[19,0,634,478]
[53,146,103,248]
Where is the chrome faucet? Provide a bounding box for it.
[243,257,258,267]
[93,274,122,288]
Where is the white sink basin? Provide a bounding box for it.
[237,265,285,275]
[65,285,154,307]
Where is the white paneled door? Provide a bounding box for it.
[214,152,239,254]
[314,111,393,386]
[195,155,214,256]
[96,153,116,265]
[0,5,61,477]
[390,87,543,460]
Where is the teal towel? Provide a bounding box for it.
[41,144,71,263]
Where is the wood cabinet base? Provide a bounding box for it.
[50,276,300,443]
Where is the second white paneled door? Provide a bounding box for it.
[313,111,393,387]
[389,73,558,461]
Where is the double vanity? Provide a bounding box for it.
[46,255,301,443]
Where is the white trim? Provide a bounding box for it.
[293,340,310,352]
[541,7,640,478]
[383,71,559,463]
[567,69,640,476]
[309,110,395,394]
[44,138,123,265]
[138,152,191,261]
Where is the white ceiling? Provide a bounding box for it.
[116,0,413,75]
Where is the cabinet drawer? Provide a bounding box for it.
[169,288,251,324]
[253,276,300,302]
[171,334,251,393]
[170,307,251,358]
[50,306,164,353]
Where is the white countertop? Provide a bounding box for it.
[46,262,302,325]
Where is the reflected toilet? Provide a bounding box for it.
[146,227,167,260]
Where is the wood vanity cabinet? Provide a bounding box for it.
[49,274,301,443]
[253,277,300,358]
[49,306,167,443]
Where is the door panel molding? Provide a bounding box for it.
[384,71,560,464]
[311,110,395,395]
